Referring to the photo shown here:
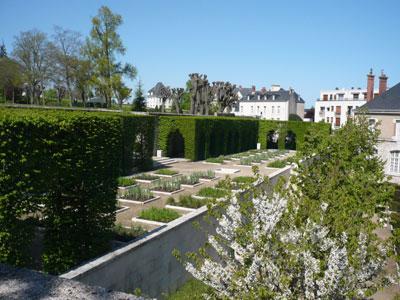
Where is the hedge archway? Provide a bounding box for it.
[267,130,279,149]
[285,130,296,150]
[167,129,185,158]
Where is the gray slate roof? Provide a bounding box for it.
[148,82,166,97]
[238,88,305,103]
[362,82,400,112]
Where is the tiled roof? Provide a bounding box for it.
[362,82,400,111]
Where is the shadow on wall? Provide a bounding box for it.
[167,129,185,158]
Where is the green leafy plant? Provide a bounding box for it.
[180,174,201,185]
[195,170,216,180]
[155,169,179,176]
[117,177,136,187]
[134,174,159,181]
[138,207,180,223]
[196,187,229,199]
[267,157,294,168]
[120,186,153,201]
[205,156,225,164]
[151,178,181,192]
[112,224,146,242]
[167,195,208,208]
[239,157,253,165]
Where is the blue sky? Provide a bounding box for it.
[1,0,399,107]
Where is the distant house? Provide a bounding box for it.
[356,80,400,181]
[146,82,172,109]
[234,85,305,121]
[314,70,384,129]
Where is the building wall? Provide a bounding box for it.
[315,100,366,129]
[362,113,400,182]
[236,101,290,120]
[146,96,172,109]
[296,102,305,119]
[319,88,379,101]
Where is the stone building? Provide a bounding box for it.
[234,85,305,121]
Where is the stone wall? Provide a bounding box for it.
[61,165,292,298]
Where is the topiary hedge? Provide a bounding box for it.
[0,108,155,274]
[258,120,331,151]
[158,116,258,160]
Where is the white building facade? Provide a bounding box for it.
[234,85,305,121]
[146,82,172,109]
[314,88,379,129]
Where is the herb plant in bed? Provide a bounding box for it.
[112,224,146,242]
[138,207,180,223]
[167,195,208,209]
[180,173,202,187]
[150,178,183,194]
[196,187,229,199]
[195,170,218,181]
[205,156,225,164]
[117,177,137,188]
[134,174,160,183]
[119,186,156,202]
[154,168,179,177]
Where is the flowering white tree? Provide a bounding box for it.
[179,118,398,299]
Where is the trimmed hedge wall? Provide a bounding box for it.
[158,116,259,160]
[0,108,155,273]
[258,120,331,151]
[158,116,330,160]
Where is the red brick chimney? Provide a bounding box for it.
[366,68,375,102]
[379,70,388,95]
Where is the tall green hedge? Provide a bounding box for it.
[258,120,331,151]
[158,116,329,160]
[158,116,258,160]
[0,108,155,273]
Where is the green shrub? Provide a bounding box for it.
[155,169,179,176]
[205,156,225,164]
[0,108,122,274]
[239,157,253,165]
[112,224,146,242]
[197,187,229,199]
[267,157,294,168]
[138,207,180,223]
[167,195,208,208]
[233,176,256,184]
[117,177,136,187]
[166,279,211,300]
[120,186,153,201]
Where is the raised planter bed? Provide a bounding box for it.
[118,184,138,191]
[153,169,180,178]
[180,182,203,188]
[199,176,220,182]
[118,196,160,205]
[132,217,166,226]
[116,205,130,213]
[202,161,223,165]
[153,173,181,178]
[133,174,160,184]
[215,168,240,174]
[167,195,208,209]
[151,188,184,196]
[136,207,181,223]
[165,204,196,212]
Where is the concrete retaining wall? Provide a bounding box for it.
[61,165,292,298]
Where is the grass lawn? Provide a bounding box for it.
[166,279,211,300]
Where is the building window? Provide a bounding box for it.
[335,117,340,127]
[338,94,344,100]
[390,151,400,173]
[257,106,260,114]
[272,106,275,113]
[323,94,328,101]
[277,106,280,113]
[329,94,333,100]
[395,120,400,139]
[251,106,253,113]
[353,93,359,99]
[264,106,266,113]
